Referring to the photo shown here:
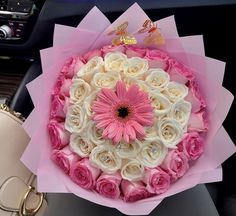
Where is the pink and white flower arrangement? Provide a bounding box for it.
[47,45,206,199]
[21,3,235,215]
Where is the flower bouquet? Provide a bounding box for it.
[21,3,236,215]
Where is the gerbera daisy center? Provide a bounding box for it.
[117,106,130,118]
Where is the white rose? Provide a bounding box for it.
[77,56,104,82]
[86,121,106,145]
[121,159,144,181]
[138,138,168,168]
[123,57,149,78]
[115,140,141,159]
[70,78,91,104]
[145,69,170,91]
[157,118,183,148]
[104,52,127,72]
[65,104,88,133]
[70,133,95,157]
[164,81,188,102]
[83,90,98,117]
[149,91,171,116]
[90,145,122,174]
[91,71,121,89]
[123,76,150,93]
[170,100,192,129]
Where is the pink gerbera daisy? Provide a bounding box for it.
[92,81,154,144]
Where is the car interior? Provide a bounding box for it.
[0,0,236,215]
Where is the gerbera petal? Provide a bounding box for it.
[102,88,119,103]
[108,129,117,140]
[129,120,145,137]
[145,120,153,126]
[113,126,123,144]
[108,122,118,134]
[93,113,112,121]
[92,101,111,113]
[129,91,149,106]
[97,91,114,105]
[102,126,110,138]
[135,115,153,126]
[135,105,153,113]
[93,101,111,109]
[134,99,149,106]
[126,84,139,102]
[116,81,127,99]
[123,131,130,143]
[96,119,113,128]
[138,113,154,119]
[92,106,110,113]
[125,124,136,141]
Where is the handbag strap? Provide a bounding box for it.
[0,176,45,214]
[0,104,47,216]
[0,104,25,122]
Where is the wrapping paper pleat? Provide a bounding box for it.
[156,16,178,38]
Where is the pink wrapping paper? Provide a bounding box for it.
[21,3,236,215]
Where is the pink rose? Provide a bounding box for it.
[61,56,84,79]
[54,74,72,97]
[47,120,70,149]
[70,158,101,190]
[145,49,170,70]
[51,146,80,174]
[186,81,206,113]
[178,132,204,160]
[143,168,170,194]
[96,172,122,199]
[188,111,208,132]
[73,56,85,74]
[121,180,149,202]
[83,49,102,62]
[167,59,195,84]
[102,45,125,56]
[50,94,69,119]
[125,45,147,58]
[161,149,189,181]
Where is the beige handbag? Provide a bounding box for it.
[0,104,47,216]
